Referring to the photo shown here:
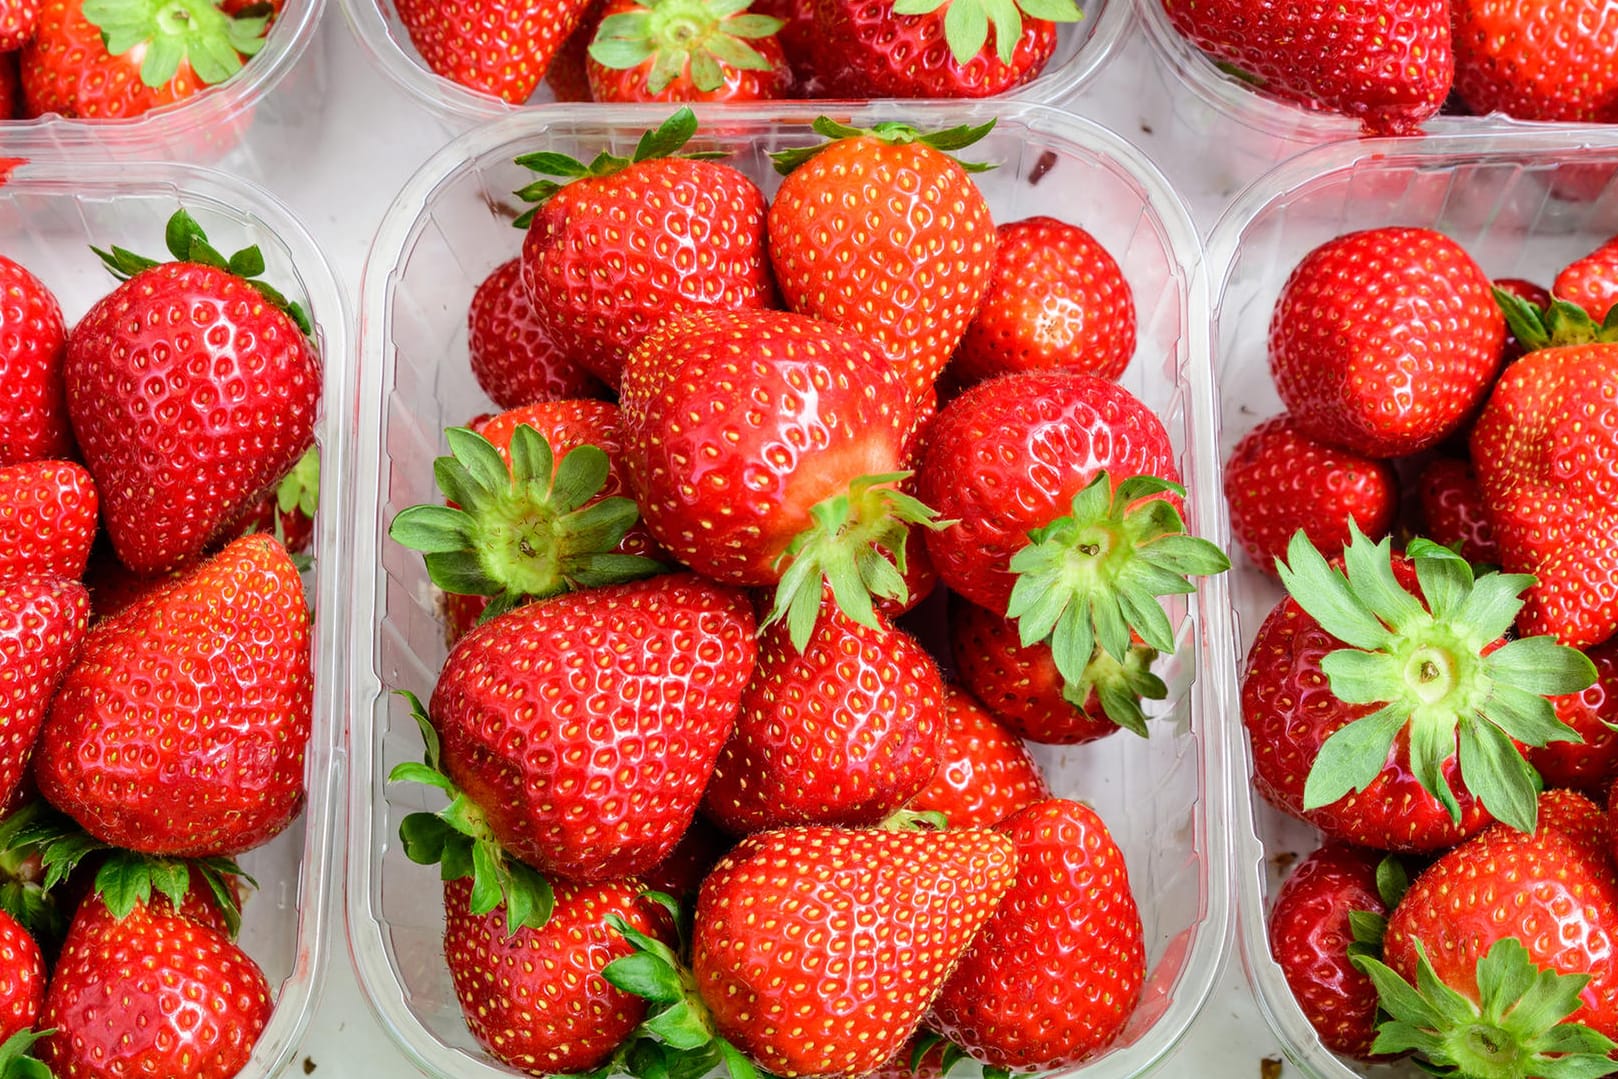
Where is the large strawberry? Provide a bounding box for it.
[1269,228,1504,458]
[65,209,321,575]
[395,0,595,103]
[586,0,791,101]
[1160,0,1451,134]
[907,684,1049,828]
[0,460,97,582]
[1243,528,1596,849]
[34,533,312,857]
[767,118,997,406]
[467,258,605,410]
[0,254,70,466]
[0,576,87,813]
[1451,0,1618,122]
[515,108,776,388]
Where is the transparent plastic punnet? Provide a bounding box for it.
[0,158,349,1078]
[347,101,1236,1079]
[336,0,1129,130]
[1208,129,1618,1079]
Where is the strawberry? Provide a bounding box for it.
[1243,527,1597,850]
[226,446,319,555]
[950,216,1136,388]
[1268,844,1406,1058]
[1269,228,1504,458]
[0,460,97,582]
[1160,0,1451,134]
[585,0,791,101]
[0,0,37,51]
[545,0,607,100]
[0,576,87,813]
[34,533,312,857]
[929,798,1144,1070]
[907,684,1049,828]
[767,119,998,406]
[395,0,595,103]
[515,109,776,389]
[1224,415,1399,576]
[0,909,43,1047]
[20,0,268,119]
[1530,641,1618,792]
[65,209,321,576]
[1452,0,1618,122]
[0,254,70,466]
[700,597,945,834]
[1415,457,1499,566]
[1554,235,1618,321]
[467,258,606,410]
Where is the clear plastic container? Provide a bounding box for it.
[0,157,350,1078]
[346,100,1237,1079]
[335,0,1130,132]
[1206,129,1618,1079]
[0,0,327,178]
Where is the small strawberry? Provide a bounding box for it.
[0,460,97,582]
[907,684,1049,828]
[0,254,70,466]
[1529,640,1618,792]
[586,0,791,101]
[66,209,321,575]
[1452,0,1618,122]
[468,258,606,410]
[395,0,595,103]
[0,0,38,51]
[951,216,1136,388]
[1224,415,1399,576]
[0,909,43,1047]
[1415,457,1499,566]
[1269,228,1504,458]
[1554,235,1618,322]
[0,576,87,813]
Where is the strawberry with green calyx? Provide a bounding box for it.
[389,423,664,626]
[1494,288,1618,352]
[586,0,790,101]
[877,0,1076,67]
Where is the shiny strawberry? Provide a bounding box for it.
[1225,415,1399,576]
[467,258,605,410]
[586,0,791,101]
[951,216,1136,388]
[0,254,69,466]
[1554,235,1618,321]
[1530,641,1618,792]
[1416,457,1499,565]
[0,460,96,582]
[0,909,43,1049]
[1452,0,1618,122]
[0,0,37,51]
[515,108,775,388]
[907,684,1049,828]
[1269,228,1504,458]
[395,0,594,103]
[0,576,87,812]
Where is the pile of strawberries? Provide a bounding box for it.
[1224,225,1618,1072]
[385,109,1229,1079]
[0,210,323,1076]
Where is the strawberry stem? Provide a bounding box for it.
[0,1028,54,1079]
[1494,287,1618,352]
[82,0,267,87]
[887,0,1079,65]
[769,116,999,175]
[589,0,784,93]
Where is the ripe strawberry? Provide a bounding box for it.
[586,0,791,101]
[929,799,1144,1070]
[907,684,1049,828]
[1268,844,1405,1058]
[34,533,312,857]
[1554,235,1618,321]
[700,597,944,834]
[0,909,44,1047]
[767,119,998,406]
[515,109,775,388]
[1161,0,1451,134]
[0,460,97,582]
[1269,228,1504,458]
[468,258,605,410]
[1452,0,1618,122]
[1225,415,1399,576]
[0,254,70,466]
[951,216,1136,388]
[395,0,595,103]
[0,0,37,51]
[1243,527,1596,850]
[20,0,268,119]
[0,576,87,812]
[1415,457,1499,566]
[65,209,321,576]
[225,446,319,555]
[1530,642,1618,792]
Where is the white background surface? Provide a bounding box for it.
[270,8,1291,1077]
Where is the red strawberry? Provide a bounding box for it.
[515,109,776,388]
[951,216,1136,388]
[929,799,1144,1070]
[394,0,595,103]
[0,460,96,582]
[545,0,607,100]
[0,909,43,1046]
[1160,0,1451,134]
[0,575,87,811]
[586,0,791,101]
[1452,0,1618,122]
[700,597,945,834]
[767,119,998,406]
[1269,228,1504,458]
[907,683,1049,828]
[1224,415,1399,576]
[0,0,37,51]
[468,258,606,410]
[1529,641,1618,792]
[1554,235,1618,321]
[226,446,319,555]
[1415,457,1499,565]
[0,254,70,465]
[65,210,321,575]
[34,533,312,857]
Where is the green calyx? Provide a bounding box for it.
[92,208,312,335]
[1345,855,1410,965]
[888,0,1079,66]
[589,0,784,94]
[1285,527,1598,836]
[389,691,555,936]
[1354,938,1618,1079]
[388,424,664,626]
[1495,286,1618,352]
[513,107,728,225]
[0,1029,54,1079]
[766,471,948,652]
[898,1032,1007,1079]
[275,446,319,520]
[770,116,999,175]
[82,0,268,88]
[1005,471,1230,734]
